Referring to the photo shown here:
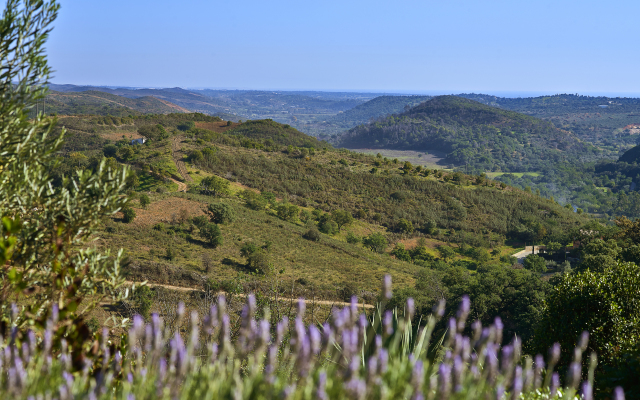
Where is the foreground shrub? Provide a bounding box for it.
[0,277,617,399]
[0,0,131,341]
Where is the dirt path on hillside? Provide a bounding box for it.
[171,136,192,184]
[119,280,374,309]
[169,176,188,192]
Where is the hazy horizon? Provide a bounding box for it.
[48,83,640,99]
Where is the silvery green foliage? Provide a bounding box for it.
[0,277,622,400]
[0,0,131,330]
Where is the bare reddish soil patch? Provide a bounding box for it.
[397,237,445,250]
[101,131,143,141]
[131,197,206,227]
[195,121,241,133]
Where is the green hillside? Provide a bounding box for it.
[339,96,600,173]
[300,95,432,136]
[48,113,591,296]
[457,93,640,152]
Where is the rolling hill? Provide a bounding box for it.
[456,93,640,152]
[44,90,189,116]
[297,95,433,137]
[339,96,599,173]
[48,112,590,295]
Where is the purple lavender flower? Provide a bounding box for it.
[367,356,378,382]
[383,311,393,336]
[383,274,392,299]
[276,317,289,344]
[407,297,415,319]
[321,323,333,353]
[534,354,544,390]
[435,299,446,318]
[495,384,505,400]
[501,345,513,373]
[309,324,321,354]
[579,331,589,351]
[448,318,457,339]
[494,317,503,345]
[457,295,470,319]
[549,372,560,398]
[452,356,463,392]
[316,372,328,400]
[378,349,389,374]
[582,381,593,400]
[485,344,498,383]
[567,362,581,389]
[438,363,452,398]
[265,345,278,382]
[511,366,523,400]
[297,297,306,317]
[471,320,482,341]
[345,377,366,400]
[350,296,359,321]
[412,360,424,395]
[550,343,561,365]
[614,387,626,400]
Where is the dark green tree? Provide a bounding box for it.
[200,175,231,197]
[363,232,388,253]
[200,223,223,248]
[208,203,235,224]
[122,207,136,223]
[139,194,150,209]
[331,209,353,231]
[397,218,414,234]
[523,254,546,272]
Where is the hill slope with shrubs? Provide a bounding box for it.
[339,96,600,172]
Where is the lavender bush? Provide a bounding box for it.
[0,276,623,400]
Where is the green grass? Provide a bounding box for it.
[102,191,419,293]
[137,170,177,192]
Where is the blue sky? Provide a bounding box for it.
[46,0,640,95]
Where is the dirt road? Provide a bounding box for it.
[512,246,542,264]
[169,177,188,192]
[170,136,192,183]
[122,280,374,309]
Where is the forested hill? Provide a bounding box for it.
[318,95,432,130]
[339,96,600,172]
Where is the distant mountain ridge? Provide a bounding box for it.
[323,95,432,127]
[44,90,189,116]
[339,95,599,172]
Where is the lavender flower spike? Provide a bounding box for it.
[582,382,593,400]
[578,330,589,351]
[407,297,415,319]
[550,342,561,365]
[614,387,626,400]
[383,274,392,299]
[549,373,560,398]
